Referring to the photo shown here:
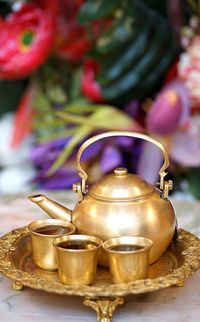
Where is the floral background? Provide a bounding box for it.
[0,0,200,198]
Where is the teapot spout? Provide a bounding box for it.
[28,194,72,222]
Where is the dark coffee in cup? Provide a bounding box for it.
[57,241,98,250]
[28,219,76,270]
[32,225,72,236]
[108,244,144,252]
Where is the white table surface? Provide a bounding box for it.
[0,192,200,322]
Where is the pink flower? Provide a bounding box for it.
[145,81,189,135]
[138,81,190,185]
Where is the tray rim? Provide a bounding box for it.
[0,227,200,297]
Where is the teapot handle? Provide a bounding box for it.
[75,131,172,198]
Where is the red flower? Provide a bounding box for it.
[33,0,60,17]
[10,86,35,149]
[35,0,111,63]
[81,59,104,102]
[56,22,91,62]
[0,4,54,79]
[54,0,91,63]
[35,0,88,62]
[163,61,178,84]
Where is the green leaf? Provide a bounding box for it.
[47,105,136,174]
[37,128,77,143]
[34,91,52,112]
[134,44,175,99]
[70,68,82,99]
[62,103,97,114]
[101,22,167,100]
[43,96,143,174]
[187,168,200,199]
[32,119,66,129]
[138,0,167,15]
[98,20,150,84]
[0,79,27,116]
[56,106,133,130]
[96,16,136,55]
[77,0,121,23]
[46,84,68,104]
[187,0,198,12]
[90,37,135,71]
[0,2,11,17]
[86,0,179,102]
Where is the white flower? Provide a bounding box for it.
[178,36,200,105]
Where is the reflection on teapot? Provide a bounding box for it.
[28,131,176,266]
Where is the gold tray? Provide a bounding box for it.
[0,227,200,322]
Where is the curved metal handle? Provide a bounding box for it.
[76,131,170,195]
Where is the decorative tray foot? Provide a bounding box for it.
[0,228,200,321]
[174,280,185,287]
[84,297,124,322]
[12,280,24,291]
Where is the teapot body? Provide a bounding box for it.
[72,189,176,266]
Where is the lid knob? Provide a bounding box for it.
[114,167,128,176]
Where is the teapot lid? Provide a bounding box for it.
[89,167,155,201]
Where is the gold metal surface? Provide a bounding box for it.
[76,131,171,196]
[73,192,176,266]
[83,298,124,322]
[114,167,128,176]
[103,236,153,284]
[30,190,176,266]
[0,227,200,322]
[88,167,155,201]
[28,219,76,270]
[12,281,23,291]
[28,132,176,266]
[53,235,102,285]
[0,228,200,297]
[28,194,72,221]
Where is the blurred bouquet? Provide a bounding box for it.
[1,0,200,198]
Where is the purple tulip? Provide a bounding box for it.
[38,172,79,189]
[32,161,79,189]
[29,137,71,165]
[171,116,200,166]
[100,144,122,173]
[124,100,140,118]
[80,140,103,162]
[146,81,190,135]
[117,136,133,148]
[29,143,50,165]
[137,141,163,185]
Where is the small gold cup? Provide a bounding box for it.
[103,236,153,284]
[53,235,103,285]
[28,218,76,271]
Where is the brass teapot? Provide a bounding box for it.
[29,131,176,266]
